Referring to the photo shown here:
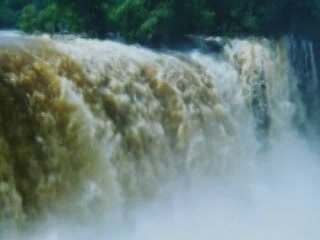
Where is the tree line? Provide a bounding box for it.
[1,0,320,43]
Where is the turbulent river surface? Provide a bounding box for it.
[0,31,320,239]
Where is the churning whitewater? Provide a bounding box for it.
[0,32,320,239]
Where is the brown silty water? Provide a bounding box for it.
[0,33,318,237]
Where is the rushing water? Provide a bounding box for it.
[0,32,319,239]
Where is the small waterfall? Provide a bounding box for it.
[288,36,320,135]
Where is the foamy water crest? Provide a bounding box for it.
[0,32,319,239]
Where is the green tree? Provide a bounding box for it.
[137,2,172,41]
[59,6,85,33]
[55,0,108,36]
[38,3,59,34]
[106,0,149,40]
[18,4,38,33]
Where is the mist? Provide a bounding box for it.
[0,134,318,240]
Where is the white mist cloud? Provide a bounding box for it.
[4,136,319,240]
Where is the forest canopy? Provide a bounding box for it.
[1,0,320,43]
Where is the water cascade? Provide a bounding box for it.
[0,32,319,239]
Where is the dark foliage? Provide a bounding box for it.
[1,0,320,42]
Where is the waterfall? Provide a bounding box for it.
[0,32,320,239]
[288,36,320,136]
